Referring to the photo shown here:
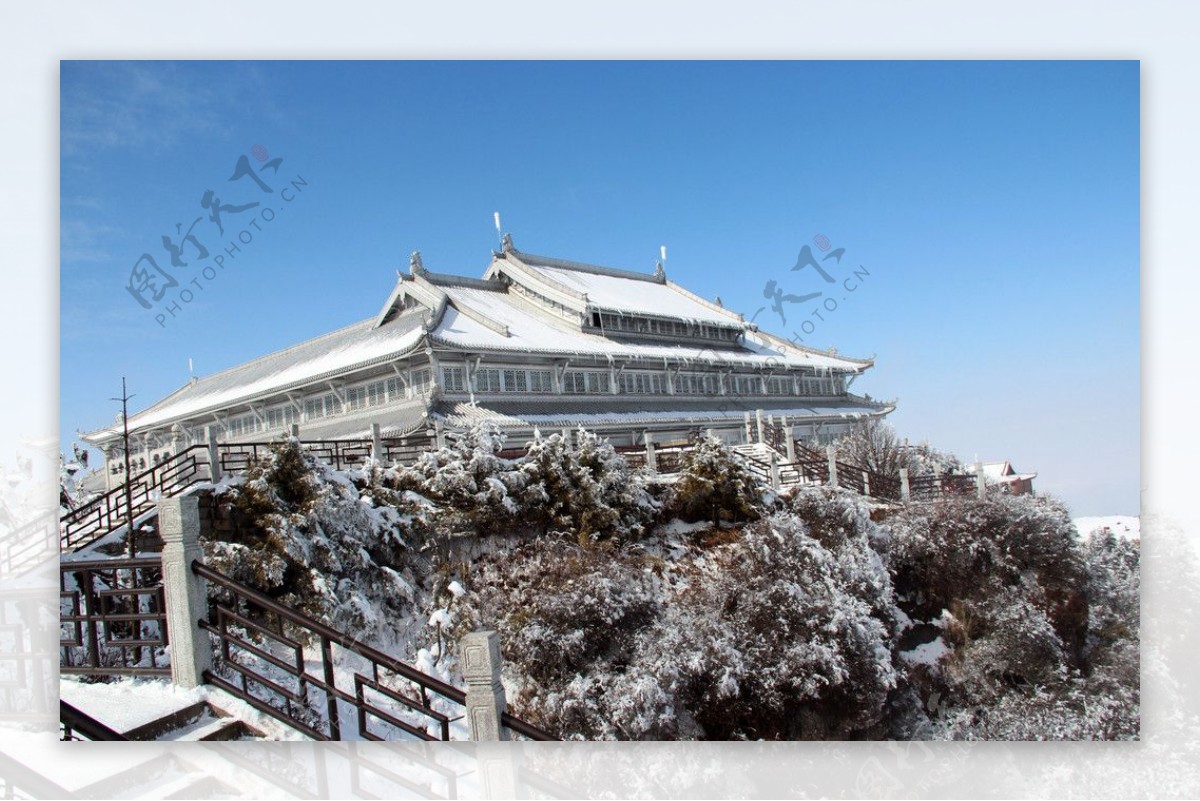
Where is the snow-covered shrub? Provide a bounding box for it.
[661,511,899,739]
[886,494,1086,648]
[206,437,419,644]
[518,428,658,544]
[1081,527,1139,657]
[456,538,666,738]
[455,510,899,740]
[666,434,760,526]
[393,425,524,537]
[883,493,1122,738]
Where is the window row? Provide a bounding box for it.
[597,313,740,342]
[441,366,844,397]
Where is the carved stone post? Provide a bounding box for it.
[782,416,796,463]
[899,468,911,502]
[755,409,765,444]
[743,412,753,444]
[975,461,986,498]
[205,426,222,484]
[371,423,383,462]
[291,423,300,439]
[862,470,871,497]
[460,630,509,741]
[159,496,212,689]
[645,432,657,472]
[770,452,780,490]
[826,445,839,488]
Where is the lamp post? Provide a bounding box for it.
[111,377,136,558]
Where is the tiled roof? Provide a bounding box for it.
[433,283,864,371]
[85,312,428,441]
[511,250,742,327]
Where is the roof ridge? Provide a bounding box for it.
[422,271,507,291]
[509,248,662,283]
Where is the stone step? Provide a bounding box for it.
[121,700,266,742]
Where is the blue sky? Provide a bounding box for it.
[59,60,1139,516]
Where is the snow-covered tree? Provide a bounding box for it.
[833,418,960,479]
[207,436,420,643]
[667,434,760,526]
[455,508,899,740]
[518,428,658,544]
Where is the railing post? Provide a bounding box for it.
[770,452,780,490]
[645,433,657,472]
[158,495,212,689]
[899,468,911,503]
[783,416,796,463]
[206,426,222,484]
[434,420,445,449]
[975,461,986,498]
[755,409,765,444]
[826,445,839,488]
[461,630,509,741]
[371,423,383,463]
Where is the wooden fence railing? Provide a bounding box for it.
[193,560,555,741]
[59,556,170,677]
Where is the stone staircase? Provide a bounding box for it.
[732,442,808,487]
[63,697,267,742]
[122,700,265,742]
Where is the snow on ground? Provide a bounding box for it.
[1074,516,1140,541]
[899,636,950,667]
[60,676,306,740]
[656,518,713,536]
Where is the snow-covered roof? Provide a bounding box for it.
[434,283,864,371]
[84,313,428,442]
[966,461,1037,482]
[506,250,742,327]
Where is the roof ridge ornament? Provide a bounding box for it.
[501,232,515,253]
[653,261,666,283]
[410,250,427,277]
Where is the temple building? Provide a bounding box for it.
[83,236,893,487]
